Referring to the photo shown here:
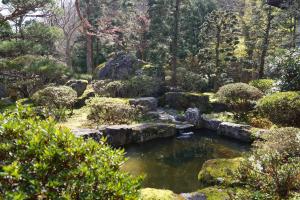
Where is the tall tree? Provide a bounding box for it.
[170,0,181,86]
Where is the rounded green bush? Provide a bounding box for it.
[32,86,77,108]
[249,79,275,93]
[93,75,162,98]
[87,97,141,124]
[257,92,300,126]
[0,105,141,199]
[216,83,263,114]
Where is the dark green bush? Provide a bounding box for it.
[32,86,77,109]
[0,55,71,98]
[93,75,162,98]
[87,97,141,125]
[0,105,141,199]
[249,79,275,93]
[216,83,263,115]
[237,127,300,200]
[257,92,300,126]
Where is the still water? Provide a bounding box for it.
[121,129,250,193]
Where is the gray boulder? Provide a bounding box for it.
[66,80,88,96]
[95,53,137,80]
[72,128,102,142]
[131,123,176,143]
[185,108,200,126]
[217,122,252,142]
[180,192,207,200]
[129,97,158,112]
[104,125,133,146]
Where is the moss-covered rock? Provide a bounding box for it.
[198,187,230,200]
[198,157,243,187]
[140,188,178,200]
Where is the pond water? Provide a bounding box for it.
[121,129,250,193]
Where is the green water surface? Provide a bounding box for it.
[122,129,250,193]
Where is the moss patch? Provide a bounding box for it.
[198,157,243,187]
[198,187,230,200]
[58,106,96,129]
[140,188,178,200]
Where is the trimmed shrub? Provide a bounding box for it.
[237,128,300,200]
[93,75,162,98]
[32,86,77,109]
[0,105,141,199]
[87,97,141,125]
[256,91,300,126]
[216,83,263,115]
[249,79,275,93]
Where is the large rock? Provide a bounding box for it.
[180,192,207,200]
[72,128,102,142]
[200,115,223,131]
[104,125,133,146]
[185,108,200,126]
[217,122,252,142]
[129,97,158,112]
[165,92,209,111]
[95,53,138,80]
[198,158,243,187]
[0,83,7,98]
[103,123,177,146]
[132,123,176,143]
[66,80,88,96]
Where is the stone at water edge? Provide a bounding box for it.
[217,122,252,142]
[129,97,158,112]
[180,192,207,200]
[71,128,102,142]
[65,80,88,97]
[185,108,201,126]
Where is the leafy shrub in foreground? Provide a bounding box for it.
[257,92,300,127]
[0,105,141,199]
[237,128,300,200]
[216,83,263,115]
[249,79,275,94]
[87,97,141,125]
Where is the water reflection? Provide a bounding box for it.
[121,129,250,193]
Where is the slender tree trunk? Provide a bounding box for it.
[86,0,93,73]
[259,6,272,79]
[65,37,72,69]
[171,0,180,87]
[214,27,221,90]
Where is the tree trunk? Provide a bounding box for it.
[86,0,93,73]
[65,37,72,69]
[259,6,272,79]
[171,0,180,87]
[214,27,221,90]
[86,34,93,73]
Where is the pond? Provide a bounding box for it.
[121,129,250,193]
